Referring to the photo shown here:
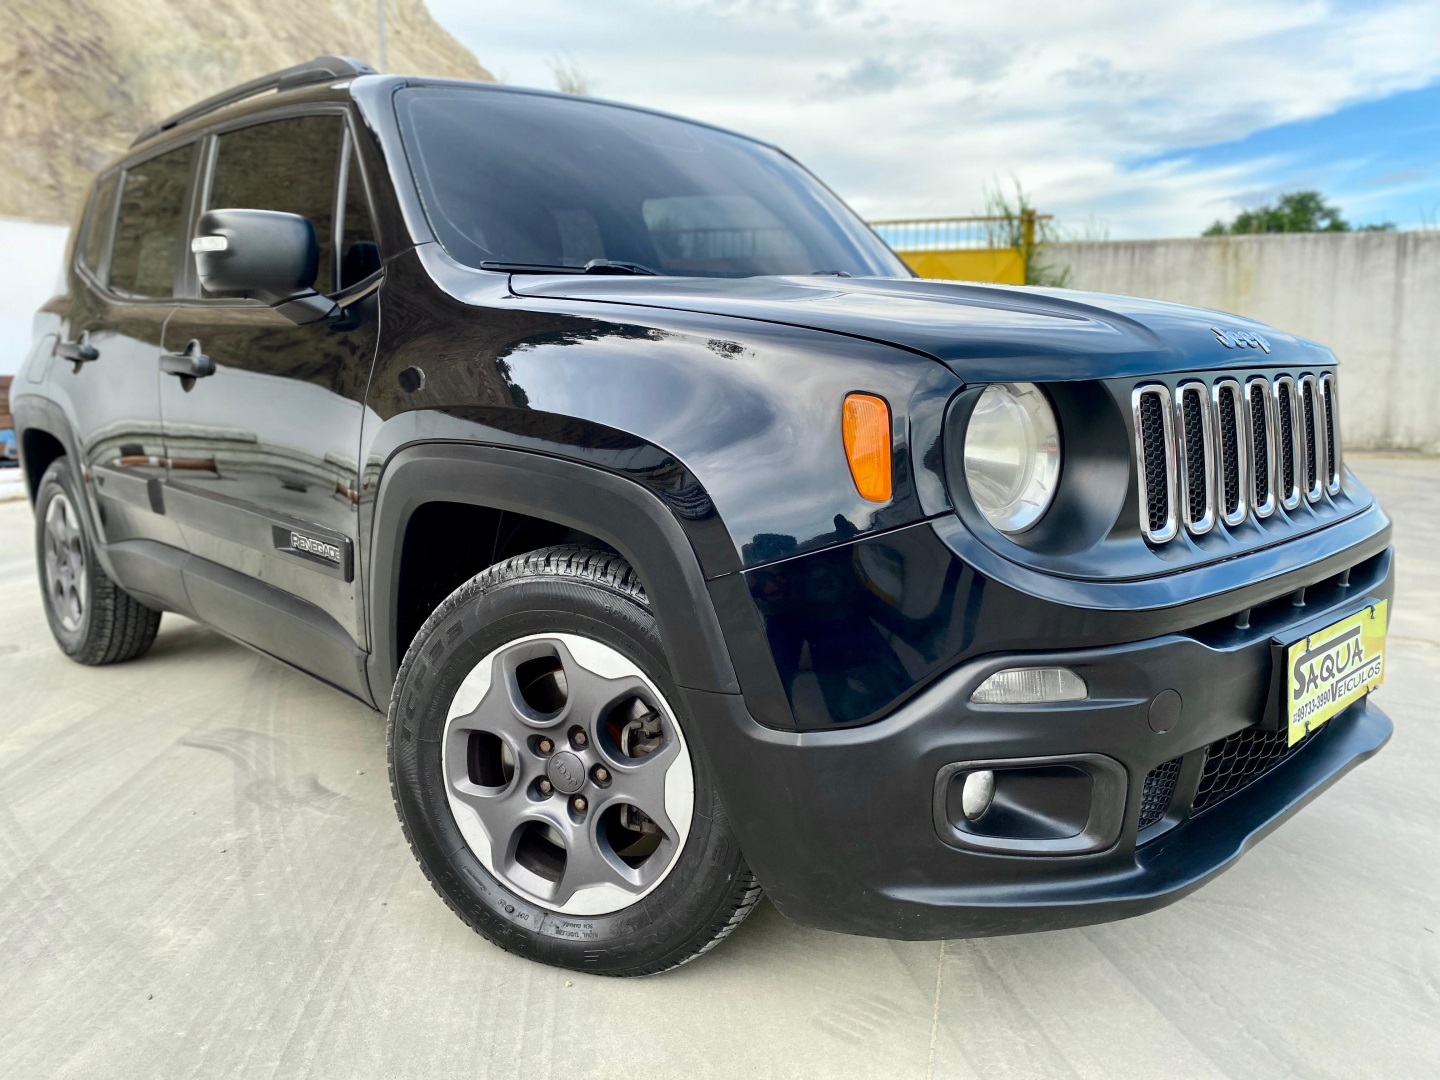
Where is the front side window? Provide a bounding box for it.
[109,144,195,297]
[396,88,908,279]
[339,147,382,289]
[207,115,345,293]
[80,172,120,278]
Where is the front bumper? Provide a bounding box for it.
[688,538,1395,939]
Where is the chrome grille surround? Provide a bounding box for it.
[1133,370,1340,545]
[1299,374,1325,503]
[1243,376,1277,519]
[1272,375,1303,511]
[1173,381,1216,536]
[1132,384,1178,544]
[1320,372,1342,495]
[1211,379,1248,528]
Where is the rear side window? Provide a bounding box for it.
[80,173,120,277]
[208,115,345,293]
[109,144,196,297]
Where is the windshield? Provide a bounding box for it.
[395,87,909,279]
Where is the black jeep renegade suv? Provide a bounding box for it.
[10,57,1394,976]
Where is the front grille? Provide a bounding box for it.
[1300,375,1323,501]
[1274,376,1301,509]
[1133,385,1177,543]
[1246,378,1275,517]
[1192,725,1321,814]
[1321,373,1341,494]
[1139,757,1182,830]
[1176,384,1214,533]
[1133,370,1339,544]
[1213,380,1246,525]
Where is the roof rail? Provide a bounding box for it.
[131,55,377,146]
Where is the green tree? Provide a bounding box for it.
[1204,191,1395,235]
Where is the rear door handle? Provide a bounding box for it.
[56,332,99,369]
[160,339,215,388]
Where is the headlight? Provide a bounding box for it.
[962,382,1061,533]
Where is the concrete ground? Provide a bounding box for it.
[1,457,1437,1080]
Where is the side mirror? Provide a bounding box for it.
[191,209,335,323]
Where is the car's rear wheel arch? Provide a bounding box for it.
[21,427,67,503]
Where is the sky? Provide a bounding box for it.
[427,0,1440,239]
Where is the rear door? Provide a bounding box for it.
[53,146,193,563]
[158,111,382,694]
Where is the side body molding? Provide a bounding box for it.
[366,443,744,703]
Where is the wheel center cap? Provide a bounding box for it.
[546,750,586,794]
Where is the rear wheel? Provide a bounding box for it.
[388,544,761,975]
[35,458,161,664]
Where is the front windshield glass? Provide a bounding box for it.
[395,87,909,279]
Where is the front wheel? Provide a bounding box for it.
[388,545,761,976]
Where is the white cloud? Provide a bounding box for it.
[427,0,1440,237]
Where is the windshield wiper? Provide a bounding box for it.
[480,258,661,276]
[810,270,852,277]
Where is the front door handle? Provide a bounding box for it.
[56,332,99,370]
[160,339,215,390]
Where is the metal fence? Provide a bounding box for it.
[869,212,1049,252]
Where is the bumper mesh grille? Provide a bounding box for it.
[1192,725,1319,814]
[1139,757,1182,830]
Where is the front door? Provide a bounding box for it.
[60,146,195,562]
[158,112,382,694]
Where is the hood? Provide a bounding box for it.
[507,274,1336,381]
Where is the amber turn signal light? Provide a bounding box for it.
[842,393,892,502]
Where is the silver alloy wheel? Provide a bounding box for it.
[43,491,88,633]
[442,632,695,916]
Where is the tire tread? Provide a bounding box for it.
[38,460,160,666]
[387,543,762,976]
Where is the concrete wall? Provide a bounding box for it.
[1050,232,1440,453]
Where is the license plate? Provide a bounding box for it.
[1285,600,1387,746]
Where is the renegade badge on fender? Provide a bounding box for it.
[10,56,1394,976]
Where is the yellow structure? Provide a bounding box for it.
[870,212,1045,285]
[899,248,1024,284]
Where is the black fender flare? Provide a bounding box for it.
[365,441,744,703]
[8,395,119,573]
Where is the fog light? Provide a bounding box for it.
[961,770,995,820]
[970,667,1087,705]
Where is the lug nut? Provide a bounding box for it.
[594,766,610,783]
[538,779,553,795]
[571,796,587,813]
[573,731,589,748]
[537,738,554,754]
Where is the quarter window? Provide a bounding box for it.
[80,173,120,278]
[207,115,344,294]
[109,144,196,298]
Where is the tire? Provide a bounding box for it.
[388,544,762,976]
[35,457,161,665]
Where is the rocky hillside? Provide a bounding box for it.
[0,0,492,223]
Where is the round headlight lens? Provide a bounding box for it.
[962,382,1061,533]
